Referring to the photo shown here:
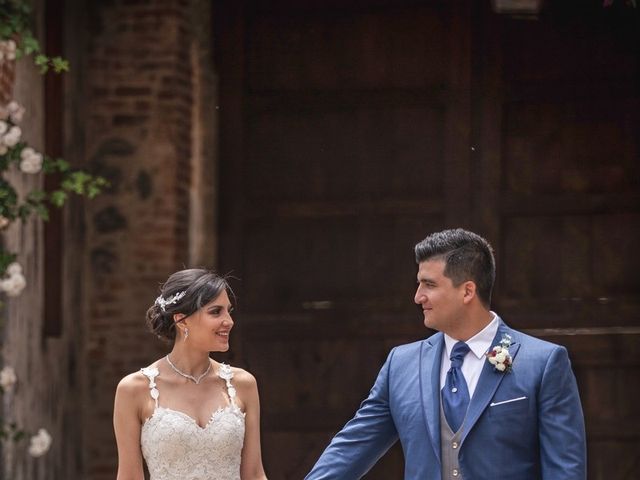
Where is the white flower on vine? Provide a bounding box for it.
[0,120,8,135]
[1,272,27,297]
[20,147,36,159]
[0,263,26,296]
[7,101,25,123]
[0,366,17,392]
[2,125,21,147]
[0,40,17,61]
[28,429,52,457]
[6,262,22,276]
[0,145,7,155]
[0,216,10,229]
[0,40,15,61]
[20,147,43,174]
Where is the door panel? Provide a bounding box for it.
[215,1,639,478]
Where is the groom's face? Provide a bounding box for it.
[414,259,466,335]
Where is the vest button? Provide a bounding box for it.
[453,469,459,476]
[452,441,459,449]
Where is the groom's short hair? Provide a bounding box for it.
[414,228,495,307]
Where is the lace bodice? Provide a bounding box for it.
[140,363,245,480]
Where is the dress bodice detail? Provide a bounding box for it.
[140,363,245,480]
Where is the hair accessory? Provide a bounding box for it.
[155,291,186,312]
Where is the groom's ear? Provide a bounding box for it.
[461,281,476,304]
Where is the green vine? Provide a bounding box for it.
[0,0,68,73]
[0,145,107,222]
[1,0,106,460]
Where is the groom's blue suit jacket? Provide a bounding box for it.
[306,318,586,480]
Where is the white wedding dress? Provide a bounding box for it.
[140,363,245,480]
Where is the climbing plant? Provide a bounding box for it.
[0,0,107,463]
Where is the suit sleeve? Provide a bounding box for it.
[305,348,399,480]
[538,345,587,480]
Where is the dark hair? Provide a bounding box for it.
[414,228,495,307]
[146,269,232,342]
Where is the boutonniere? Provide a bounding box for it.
[486,334,513,373]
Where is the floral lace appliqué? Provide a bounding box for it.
[139,363,245,480]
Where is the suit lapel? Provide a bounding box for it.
[460,321,521,445]
[419,333,444,465]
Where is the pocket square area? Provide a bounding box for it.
[490,396,527,407]
[487,396,529,417]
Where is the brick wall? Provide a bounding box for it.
[78,0,216,477]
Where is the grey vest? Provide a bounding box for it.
[440,399,464,480]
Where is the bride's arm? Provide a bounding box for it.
[113,374,146,480]
[237,370,268,480]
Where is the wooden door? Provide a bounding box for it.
[474,2,640,478]
[214,1,639,478]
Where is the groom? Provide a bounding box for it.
[306,228,586,479]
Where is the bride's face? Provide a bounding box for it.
[184,290,234,352]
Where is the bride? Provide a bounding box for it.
[113,269,268,480]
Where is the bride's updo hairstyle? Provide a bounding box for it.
[146,268,231,342]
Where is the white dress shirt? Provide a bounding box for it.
[439,312,499,398]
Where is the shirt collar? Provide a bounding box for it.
[443,312,499,360]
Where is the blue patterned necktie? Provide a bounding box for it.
[442,341,471,432]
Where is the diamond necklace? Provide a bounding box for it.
[165,355,212,384]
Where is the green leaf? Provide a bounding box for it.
[51,56,69,73]
[63,171,93,194]
[87,184,100,198]
[17,204,31,220]
[0,155,10,171]
[33,203,49,220]
[35,54,49,74]
[22,34,40,55]
[27,189,46,202]
[49,190,67,207]
[0,251,17,273]
[0,180,19,208]
[56,158,70,171]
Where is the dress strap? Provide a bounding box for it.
[217,364,237,407]
[140,366,160,409]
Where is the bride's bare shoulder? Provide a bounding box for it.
[229,366,258,389]
[116,363,160,399]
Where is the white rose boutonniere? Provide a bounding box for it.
[486,334,513,373]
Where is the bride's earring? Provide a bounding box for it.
[184,327,189,341]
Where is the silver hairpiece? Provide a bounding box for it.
[155,291,187,312]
